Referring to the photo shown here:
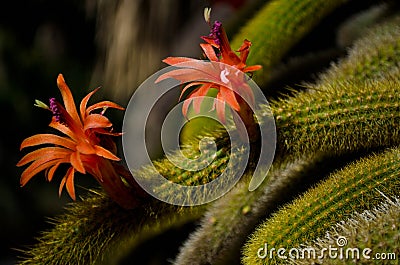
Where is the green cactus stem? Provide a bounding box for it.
[271,75,400,162]
[230,0,350,87]
[294,195,400,264]
[242,146,400,264]
[18,190,204,265]
[173,151,371,265]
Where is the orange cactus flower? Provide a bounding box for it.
[17,74,141,209]
[156,19,261,140]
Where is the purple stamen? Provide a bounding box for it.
[49,97,62,122]
[210,20,223,46]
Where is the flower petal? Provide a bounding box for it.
[182,97,193,118]
[221,50,241,67]
[200,43,219,61]
[94,145,120,161]
[59,173,67,197]
[243,65,262,72]
[90,129,123,137]
[201,36,219,48]
[20,134,76,151]
[196,83,213,97]
[65,168,76,200]
[20,158,66,186]
[46,162,61,182]
[70,151,86,174]
[192,83,213,113]
[83,114,112,130]
[86,101,125,115]
[180,82,206,101]
[215,93,226,124]
[192,96,203,114]
[76,142,97,154]
[219,86,240,111]
[155,68,206,84]
[162,57,200,66]
[157,61,234,90]
[55,101,87,139]
[59,167,76,200]
[49,119,78,141]
[156,64,219,85]
[80,88,99,121]
[17,147,71,167]
[57,74,82,126]
[237,39,251,63]
[236,82,255,108]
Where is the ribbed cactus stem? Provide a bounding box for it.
[242,147,400,264]
[294,196,400,265]
[271,76,400,161]
[173,153,354,265]
[18,191,205,265]
[230,0,349,86]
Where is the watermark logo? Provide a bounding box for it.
[122,61,276,206]
[257,236,398,261]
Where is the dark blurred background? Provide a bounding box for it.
[0,0,251,263]
[1,1,96,264]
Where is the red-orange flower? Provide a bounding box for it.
[156,20,261,139]
[17,74,140,208]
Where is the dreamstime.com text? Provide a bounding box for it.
[257,236,398,261]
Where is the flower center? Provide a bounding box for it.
[210,20,223,46]
[49,98,62,123]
